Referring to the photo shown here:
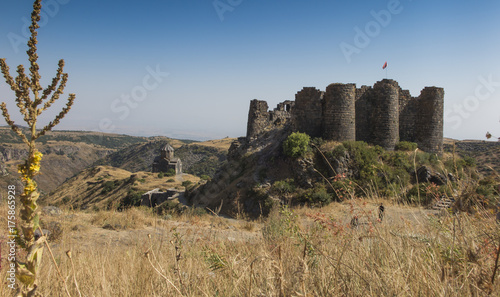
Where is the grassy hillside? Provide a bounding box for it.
[43,165,200,210]
[96,138,235,178]
[190,131,497,218]
[0,199,499,296]
[443,138,500,175]
[0,141,114,194]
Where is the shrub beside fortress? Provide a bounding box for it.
[246,79,444,153]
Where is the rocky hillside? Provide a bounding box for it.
[42,165,200,210]
[189,131,493,218]
[443,138,500,175]
[0,142,114,195]
[0,127,176,195]
[96,138,235,178]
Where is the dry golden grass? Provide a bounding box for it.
[46,165,200,210]
[1,198,499,296]
[192,138,237,150]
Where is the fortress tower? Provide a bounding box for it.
[371,79,399,150]
[323,83,356,141]
[245,80,444,154]
[246,99,269,139]
[416,87,444,154]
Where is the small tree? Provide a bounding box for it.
[283,132,310,158]
[0,0,75,295]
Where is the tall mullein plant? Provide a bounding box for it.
[0,0,75,295]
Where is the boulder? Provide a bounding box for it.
[416,166,447,185]
[42,206,62,216]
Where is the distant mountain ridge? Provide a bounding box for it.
[0,126,149,149]
[0,127,233,199]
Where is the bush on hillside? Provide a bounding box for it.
[395,141,418,151]
[283,132,310,158]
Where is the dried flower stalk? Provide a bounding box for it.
[0,0,75,295]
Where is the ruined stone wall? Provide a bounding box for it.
[270,100,294,127]
[323,83,356,141]
[246,99,293,140]
[293,87,323,137]
[371,79,399,150]
[415,87,444,154]
[246,99,270,139]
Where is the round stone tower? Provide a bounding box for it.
[416,87,444,154]
[323,83,356,141]
[371,79,399,150]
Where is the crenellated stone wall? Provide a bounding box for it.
[245,80,444,153]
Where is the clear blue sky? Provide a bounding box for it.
[0,0,499,140]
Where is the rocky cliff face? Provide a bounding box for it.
[188,126,319,217]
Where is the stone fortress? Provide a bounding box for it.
[246,79,444,154]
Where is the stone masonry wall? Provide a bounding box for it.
[416,87,444,154]
[246,99,270,139]
[355,86,373,143]
[245,80,444,153]
[293,87,323,137]
[246,99,294,139]
[323,83,356,141]
[371,79,399,150]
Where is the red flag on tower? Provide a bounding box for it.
[382,61,388,69]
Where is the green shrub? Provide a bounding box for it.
[342,141,379,182]
[395,141,418,151]
[200,174,211,181]
[299,185,332,206]
[167,178,175,183]
[182,181,193,188]
[156,200,183,215]
[262,205,298,243]
[101,180,117,194]
[283,132,310,158]
[386,151,413,172]
[404,183,441,206]
[331,144,347,158]
[271,179,295,195]
[158,172,164,178]
[463,155,476,167]
[121,191,144,208]
[165,168,176,177]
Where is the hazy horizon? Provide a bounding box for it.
[1,0,499,141]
